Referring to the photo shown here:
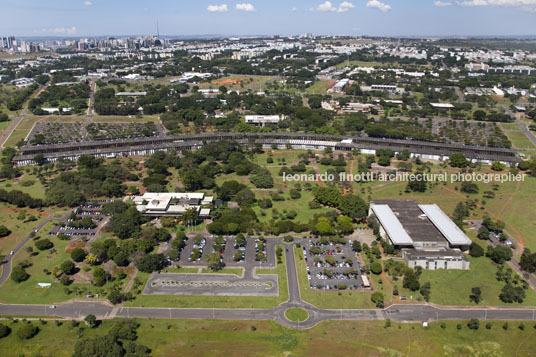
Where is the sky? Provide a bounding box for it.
[0,0,535,38]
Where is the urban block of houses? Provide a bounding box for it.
[131,192,213,217]
[369,200,471,270]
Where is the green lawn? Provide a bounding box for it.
[506,131,536,149]
[284,307,308,322]
[389,255,536,306]
[0,234,96,304]
[0,318,534,356]
[501,123,521,131]
[125,245,288,308]
[294,246,375,309]
[306,80,334,94]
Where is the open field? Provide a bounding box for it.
[505,131,536,149]
[125,247,288,308]
[0,318,534,356]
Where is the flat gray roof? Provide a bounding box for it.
[419,204,472,246]
[370,204,413,245]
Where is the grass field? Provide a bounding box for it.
[125,245,288,309]
[387,254,536,306]
[198,75,274,91]
[501,123,522,131]
[505,131,536,149]
[0,318,534,356]
[294,246,375,309]
[305,80,334,94]
[284,307,309,322]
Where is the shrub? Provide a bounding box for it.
[16,324,38,339]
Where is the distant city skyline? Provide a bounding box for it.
[1,0,535,37]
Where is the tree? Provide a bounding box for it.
[407,177,427,192]
[71,248,87,262]
[469,243,484,258]
[60,260,76,275]
[499,283,526,303]
[35,238,53,250]
[469,287,482,304]
[460,181,479,194]
[369,261,382,275]
[135,254,166,273]
[73,335,124,357]
[420,281,431,302]
[352,240,362,252]
[0,225,11,237]
[11,265,29,283]
[108,289,125,305]
[84,314,98,328]
[0,323,10,338]
[16,324,38,339]
[449,153,467,168]
[491,161,506,171]
[467,318,480,330]
[371,292,384,308]
[339,194,368,220]
[92,267,109,287]
[520,249,536,273]
[403,270,420,291]
[486,245,513,264]
[452,202,468,228]
[477,225,490,240]
[206,252,225,271]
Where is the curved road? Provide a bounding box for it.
[1,236,536,328]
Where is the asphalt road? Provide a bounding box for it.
[0,211,69,286]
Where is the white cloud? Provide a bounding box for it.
[42,26,77,35]
[434,1,453,6]
[236,3,255,11]
[207,4,229,12]
[317,1,335,11]
[314,1,355,12]
[337,1,355,11]
[291,6,297,11]
[457,0,536,11]
[83,1,92,6]
[366,0,391,12]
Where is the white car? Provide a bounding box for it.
[9,251,14,256]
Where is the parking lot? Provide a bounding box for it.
[48,201,113,238]
[144,272,278,296]
[146,235,280,296]
[301,238,366,291]
[178,235,277,270]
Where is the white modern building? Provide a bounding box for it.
[132,192,213,217]
[245,115,285,127]
[369,200,471,270]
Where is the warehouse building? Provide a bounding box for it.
[369,200,471,270]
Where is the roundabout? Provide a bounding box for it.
[284,307,309,322]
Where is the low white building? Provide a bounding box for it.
[245,115,285,127]
[132,192,213,217]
